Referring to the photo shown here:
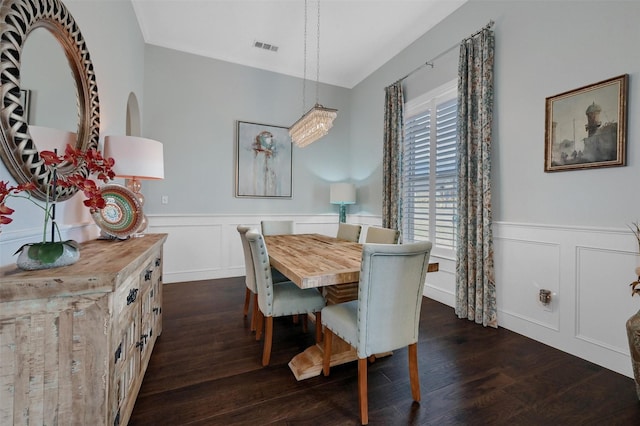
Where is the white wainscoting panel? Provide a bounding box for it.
[7,216,632,378]
[142,216,638,377]
[494,237,561,331]
[423,254,456,307]
[576,247,638,354]
[149,219,224,283]
[494,222,637,378]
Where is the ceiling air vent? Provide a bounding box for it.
[254,41,278,52]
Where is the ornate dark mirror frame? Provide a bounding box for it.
[0,0,100,201]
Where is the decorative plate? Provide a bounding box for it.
[92,184,143,238]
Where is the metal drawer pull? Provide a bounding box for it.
[144,270,152,281]
[136,333,149,350]
[114,343,122,363]
[126,288,139,305]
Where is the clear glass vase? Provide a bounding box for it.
[16,241,80,271]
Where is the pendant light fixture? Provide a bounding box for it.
[289,0,337,148]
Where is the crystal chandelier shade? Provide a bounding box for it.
[289,0,337,147]
[289,103,338,147]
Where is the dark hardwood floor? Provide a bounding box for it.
[129,277,640,425]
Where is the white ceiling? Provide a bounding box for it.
[131,0,467,88]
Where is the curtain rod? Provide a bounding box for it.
[396,19,494,84]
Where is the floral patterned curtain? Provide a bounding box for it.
[455,27,497,328]
[382,82,404,232]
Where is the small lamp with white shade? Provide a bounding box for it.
[330,183,355,223]
[103,135,164,234]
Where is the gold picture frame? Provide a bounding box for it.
[544,74,628,172]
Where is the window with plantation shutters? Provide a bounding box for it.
[402,80,457,254]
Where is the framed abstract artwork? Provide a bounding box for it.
[544,74,628,172]
[235,121,292,198]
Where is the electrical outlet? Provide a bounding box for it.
[539,289,553,312]
[161,195,169,204]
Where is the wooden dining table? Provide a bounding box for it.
[264,233,438,381]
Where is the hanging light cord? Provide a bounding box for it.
[301,0,308,114]
[315,0,320,105]
[300,0,322,113]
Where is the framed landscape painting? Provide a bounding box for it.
[235,121,292,198]
[544,74,628,172]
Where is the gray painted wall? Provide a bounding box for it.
[7,0,637,236]
[2,0,638,249]
[141,45,352,216]
[351,0,640,228]
[69,0,146,138]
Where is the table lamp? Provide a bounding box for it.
[103,135,164,234]
[330,183,356,223]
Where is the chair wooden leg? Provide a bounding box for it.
[255,310,264,341]
[358,358,368,425]
[408,343,421,402]
[250,294,259,332]
[262,316,274,366]
[301,314,308,333]
[322,327,333,376]
[314,311,322,344]
[292,314,299,324]
[243,288,251,317]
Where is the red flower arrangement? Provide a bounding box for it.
[0,144,115,265]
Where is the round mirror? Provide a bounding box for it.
[0,0,100,201]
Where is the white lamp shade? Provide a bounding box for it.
[28,125,77,152]
[330,183,356,204]
[104,135,164,180]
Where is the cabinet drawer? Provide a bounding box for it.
[110,305,140,426]
[140,255,162,289]
[114,274,140,321]
[137,256,161,365]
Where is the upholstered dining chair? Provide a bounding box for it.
[246,229,326,366]
[237,225,263,332]
[336,223,362,242]
[321,241,432,425]
[260,220,294,284]
[238,224,297,331]
[260,220,294,236]
[364,226,400,244]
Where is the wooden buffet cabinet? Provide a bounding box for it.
[0,233,168,426]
